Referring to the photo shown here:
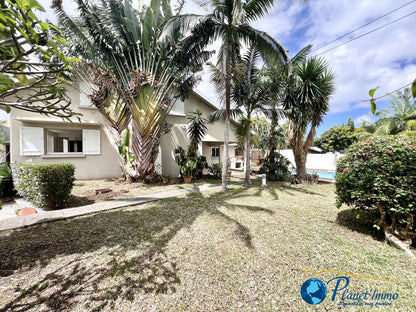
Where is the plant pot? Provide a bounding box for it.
[183,176,192,183]
[227,172,232,177]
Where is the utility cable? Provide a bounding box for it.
[316,10,416,55]
[313,0,416,53]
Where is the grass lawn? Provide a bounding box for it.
[0,182,415,311]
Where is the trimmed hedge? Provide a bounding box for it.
[12,162,75,210]
[336,136,416,241]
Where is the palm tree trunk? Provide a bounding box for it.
[129,121,160,181]
[222,45,232,192]
[244,121,251,185]
[268,112,277,163]
[292,129,313,182]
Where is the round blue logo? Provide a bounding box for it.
[301,278,327,305]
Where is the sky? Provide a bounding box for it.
[28,0,416,136]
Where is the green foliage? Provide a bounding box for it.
[0,162,13,197]
[336,136,416,240]
[316,125,358,152]
[118,128,135,170]
[0,0,78,118]
[187,109,207,153]
[208,162,222,179]
[174,147,208,178]
[12,163,75,210]
[259,152,291,182]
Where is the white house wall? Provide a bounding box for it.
[10,86,123,180]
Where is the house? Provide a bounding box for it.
[9,85,239,179]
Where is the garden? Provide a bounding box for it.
[1,182,415,311]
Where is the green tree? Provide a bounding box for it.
[374,88,416,134]
[187,108,207,154]
[265,45,311,163]
[0,0,78,118]
[171,0,288,191]
[285,56,335,181]
[232,47,272,185]
[316,124,358,153]
[53,0,210,180]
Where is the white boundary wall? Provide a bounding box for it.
[278,149,344,171]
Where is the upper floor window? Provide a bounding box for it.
[211,146,220,157]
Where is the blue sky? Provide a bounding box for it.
[23,0,416,137]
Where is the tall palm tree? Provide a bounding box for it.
[53,0,210,180]
[264,45,311,163]
[375,88,416,134]
[168,0,288,191]
[284,56,335,181]
[232,47,272,185]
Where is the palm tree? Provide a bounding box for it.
[187,109,208,154]
[284,56,335,181]
[375,88,416,134]
[264,45,311,163]
[232,47,272,185]
[169,0,288,191]
[53,0,210,180]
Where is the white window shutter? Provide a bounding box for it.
[20,126,44,156]
[83,129,101,155]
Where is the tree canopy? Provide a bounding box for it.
[0,0,78,118]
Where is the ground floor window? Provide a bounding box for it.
[47,129,83,153]
[20,126,101,156]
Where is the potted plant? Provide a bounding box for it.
[180,160,196,183]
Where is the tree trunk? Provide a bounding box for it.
[222,45,232,193]
[292,130,308,182]
[129,121,160,181]
[268,112,277,163]
[222,111,230,192]
[294,148,307,181]
[244,122,251,185]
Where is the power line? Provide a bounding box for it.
[313,0,416,53]
[362,82,413,102]
[316,10,416,55]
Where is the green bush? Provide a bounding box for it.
[336,136,416,241]
[12,162,75,210]
[259,152,291,182]
[208,162,222,179]
[0,162,13,197]
[174,146,208,178]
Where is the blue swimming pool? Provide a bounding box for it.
[291,170,335,180]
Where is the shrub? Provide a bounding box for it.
[12,162,75,210]
[335,136,416,242]
[259,152,291,182]
[174,147,208,178]
[0,162,14,197]
[208,162,222,179]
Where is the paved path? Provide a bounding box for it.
[0,182,239,232]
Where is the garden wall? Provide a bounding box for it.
[278,149,344,171]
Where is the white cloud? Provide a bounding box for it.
[355,114,378,126]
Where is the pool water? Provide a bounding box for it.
[291,170,335,180]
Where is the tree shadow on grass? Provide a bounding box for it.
[0,186,272,311]
[335,208,384,242]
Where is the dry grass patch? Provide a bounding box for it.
[0,182,415,311]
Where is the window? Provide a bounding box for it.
[47,129,83,154]
[79,81,98,108]
[211,147,220,157]
[20,126,100,156]
[169,100,185,115]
